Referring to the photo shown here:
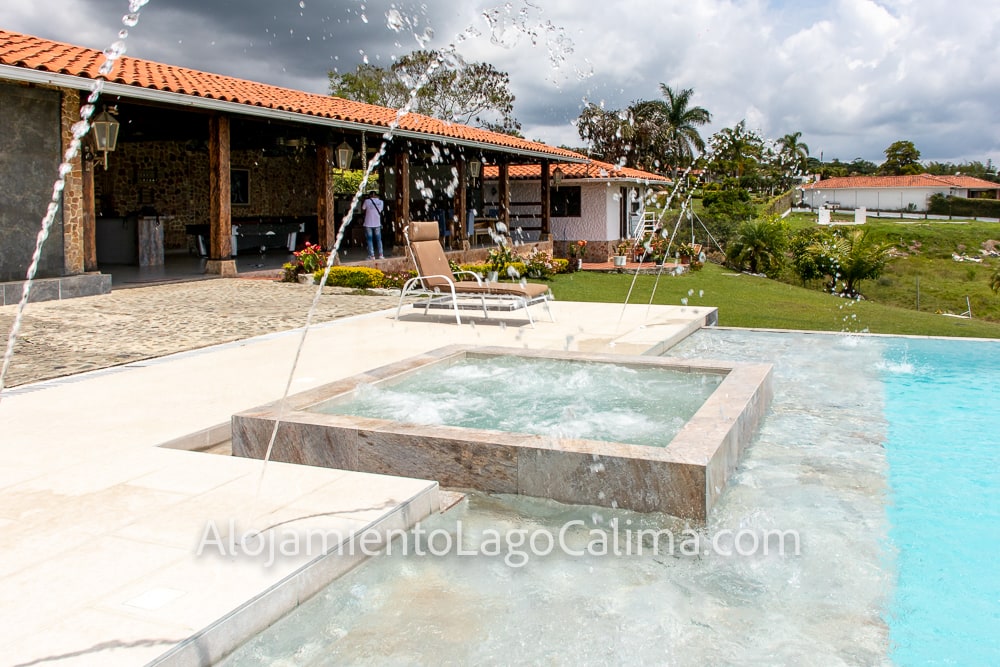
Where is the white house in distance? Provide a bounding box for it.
[482,160,670,260]
[799,174,1000,212]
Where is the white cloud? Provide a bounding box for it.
[3,0,999,164]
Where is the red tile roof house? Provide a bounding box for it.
[481,161,671,261]
[0,28,593,303]
[799,174,1000,214]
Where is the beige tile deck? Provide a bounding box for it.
[0,300,712,666]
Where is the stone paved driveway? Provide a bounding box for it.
[0,278,407,388]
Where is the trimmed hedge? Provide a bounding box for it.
[928,194,1000,218]
[315,266,385,288]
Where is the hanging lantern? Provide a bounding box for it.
[336,141,354,170]
[90,109,120,170]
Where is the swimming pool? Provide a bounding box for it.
[220,329,999,665]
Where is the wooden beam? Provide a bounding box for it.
[208,115,232,261]
[540,160,551,238]
[82,156,97,271]
[394,150,410,245]
[455,156,468,247]
[316,144,334,250]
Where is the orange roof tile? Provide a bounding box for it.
[483,159,669,183]
[0,28,585,162]
[802,174,1000,190]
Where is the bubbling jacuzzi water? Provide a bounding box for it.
[310,355,723,447]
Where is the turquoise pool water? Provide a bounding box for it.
[222,330,999,665]
[879,337,1000,664]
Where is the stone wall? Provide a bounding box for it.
[61,90,85,275]
[96,144,319,249]
[0,83,65,281]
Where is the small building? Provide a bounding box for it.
[482,160,670,260]
[799,174,1000,212]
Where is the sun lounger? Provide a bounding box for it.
[395,220,554,326]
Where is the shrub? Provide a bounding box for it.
[281,261,300,283]
[379,270,415,289]
[552,258,570,274]
[725,215,788,278]
[316,266,384,288]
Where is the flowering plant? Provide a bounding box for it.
[293,242,329,274]
[521,247,556,279]
[615,239,633,256]
[486,241,518,278]
[642,233,668,261]
[568,240,587,259]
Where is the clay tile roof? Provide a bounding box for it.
[0,28,586,161]
[802,174,1000,190]
[483,159,670,183]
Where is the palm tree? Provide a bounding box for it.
[632,85,711,178]
[725,215,787,277]
[809,228,892,296]
[659,85,711,178]
[777,131,810,175]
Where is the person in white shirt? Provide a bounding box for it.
[361,191,385,260]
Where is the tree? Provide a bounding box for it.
[991,267,1000,294]
[879,140,923,175]
[329,50,520,134]
[576,103,639,166]
[776,131,810,175]
[849,157,878,175]
[707,121,766,188]
[724,214,788,277]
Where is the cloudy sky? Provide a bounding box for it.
[4,0,999,166]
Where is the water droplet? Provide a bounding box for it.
[385,9,405,32]
[121,13,139,27]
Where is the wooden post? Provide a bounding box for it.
[206,114,235,275]
[82,156,97,271]
[316,143,335,250]
[455,156,468,248]
[498,162,510,228]
[540,160,551,239]
[394,150,410,246]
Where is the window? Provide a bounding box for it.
[231,168,250,205]
[550,186,581,217]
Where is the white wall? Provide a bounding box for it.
[802,187,942,212]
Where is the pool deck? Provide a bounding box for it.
[0,295,713,666]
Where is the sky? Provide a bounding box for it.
[4,0,1000,166]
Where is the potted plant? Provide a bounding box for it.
[675,242,695,265]
[649,234,668,265]
[613,239,631,267]
[567,240,587,271]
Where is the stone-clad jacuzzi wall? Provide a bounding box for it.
[232,346,772,520]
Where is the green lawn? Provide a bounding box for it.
[549,261,1000,338]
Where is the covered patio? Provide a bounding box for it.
[0,28,587,296]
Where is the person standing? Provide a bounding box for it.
[361,190,385,260]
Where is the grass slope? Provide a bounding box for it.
[549,261,1000,338]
